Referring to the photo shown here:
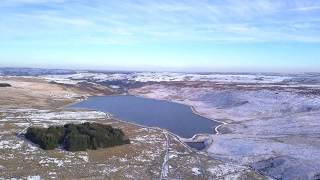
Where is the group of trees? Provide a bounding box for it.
[0,83,11,87]
[25,122,130,151]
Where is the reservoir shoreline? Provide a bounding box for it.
[68,94,222,150]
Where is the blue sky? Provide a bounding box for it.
[0,0,320,72]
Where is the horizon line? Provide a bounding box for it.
[0,66,319,75]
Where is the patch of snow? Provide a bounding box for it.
[26,143,39,152]
[26,111,107,121]
[14,122,30,127]
[0,118,9,122]
[39,158,64,167]
[169,154,177,159]
[78,154,89,162]
[207,163,247,177]
[102,166,121,175]
[119,158,128,162]
[192,167,202,176]
[27,176,41,180]
[42,76,82,85]
[0,140,23,150]
[109,85,120,89]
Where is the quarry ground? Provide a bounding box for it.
[0,76,265,179]
[130,81,320,180]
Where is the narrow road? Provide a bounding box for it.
[17,117,33,136]
[160,131,170,180]
[15,111,35,137]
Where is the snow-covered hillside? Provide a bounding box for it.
[42,72,310,84]
[9,69,320,179]
[130,82,320,180]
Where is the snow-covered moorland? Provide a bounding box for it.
[0,73,266,179]
[5,70,320,179]
[42,71,317,84]
[41,71,320,180]
[130,74,320,180]
[0,108,264,179]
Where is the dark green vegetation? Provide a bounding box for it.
[25,122,130,151]
[0,83,11,87]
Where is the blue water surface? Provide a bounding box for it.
[70,95,220,138]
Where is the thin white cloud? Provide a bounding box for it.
[1,0,320,44]
[35,14,94,27]
[4,0,64,4]
[291,6,320,12]
[0,0,65,7]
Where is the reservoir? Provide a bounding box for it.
[70,95,220,139]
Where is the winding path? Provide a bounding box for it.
[160,131,170,180]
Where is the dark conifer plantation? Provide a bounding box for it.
[0,83,11,87]
[25,122,130,151]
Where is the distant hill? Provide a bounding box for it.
[0,67,77,76]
